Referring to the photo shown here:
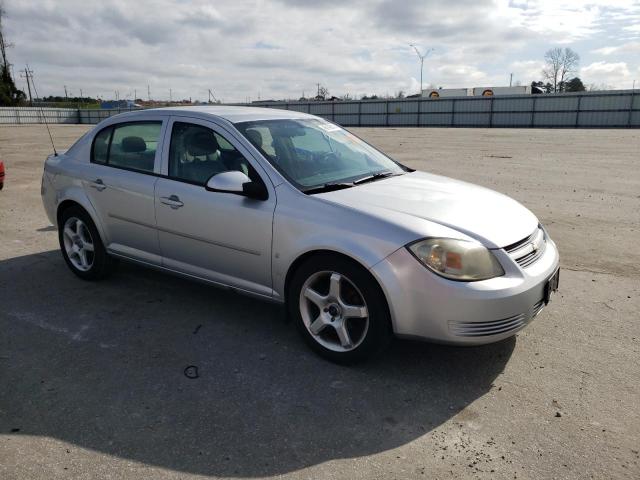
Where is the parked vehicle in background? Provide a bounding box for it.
[0,160,5,190]
[40,106,560,363]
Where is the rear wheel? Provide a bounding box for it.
[59,206,115,280]
[289,254,392,364]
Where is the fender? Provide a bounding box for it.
[274,241,400,302]
[270,182,442,301]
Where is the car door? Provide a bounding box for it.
[155,116,276,297]
[83,118,166,265]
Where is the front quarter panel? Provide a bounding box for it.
[272,183,425,300]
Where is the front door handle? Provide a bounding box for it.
[90,178,106,191]
[160,194,184,209]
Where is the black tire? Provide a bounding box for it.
[288,253,393,364]
[58,205,115,280]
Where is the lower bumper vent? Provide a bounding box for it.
[449,313,527,337]
[531,300,545,318]
[449,299,545,337]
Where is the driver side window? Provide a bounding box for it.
[168,122,253,185]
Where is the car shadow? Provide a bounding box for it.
[0,250,515,477]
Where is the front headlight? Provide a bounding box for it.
[407,238,504,281]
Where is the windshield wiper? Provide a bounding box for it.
[353,171,402,185]
[303,182,355,195]
[303,171,403,194]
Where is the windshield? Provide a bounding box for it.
[235,118,406,191]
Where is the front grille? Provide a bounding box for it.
[504,230,537,252]
[449,298,545,337]
[505,227,546,269]
[515,245,546,268]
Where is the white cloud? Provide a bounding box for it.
[592,42,640,56]
[623,24,640,34]
[501,0,604,42]
[509,60,545,83]
[3,0,640,101]
[581,61,634,88]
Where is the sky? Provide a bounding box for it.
[3,0,640,102]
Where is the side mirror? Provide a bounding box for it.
[205,171,268,201]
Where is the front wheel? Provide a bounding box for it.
[288,254,392,364]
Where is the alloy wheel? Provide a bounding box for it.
[62,216,95,272]
[299,271,369,352]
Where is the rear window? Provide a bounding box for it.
[91,122,162,173]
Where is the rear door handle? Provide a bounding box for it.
[90,178,106,191]
[160,194,184,209]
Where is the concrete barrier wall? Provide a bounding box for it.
[1,90,638,128]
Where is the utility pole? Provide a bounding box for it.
[169,88,172,103]
[409,44,434,95]
[510,73,513,87]
[134,89,137,101]
[20,66,34,105]
[64,85,68,100]
[147,84,151,102]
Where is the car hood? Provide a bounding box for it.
[317,171,538,248]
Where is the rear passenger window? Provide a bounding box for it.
[168,122,253,185]
[91,122,162,173]
[109,122,162,173]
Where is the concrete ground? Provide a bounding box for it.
[0,125,638,480]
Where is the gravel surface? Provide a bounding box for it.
[1,125,638,479]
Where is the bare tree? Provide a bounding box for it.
[542,48,580,92]
[314,84,329,100]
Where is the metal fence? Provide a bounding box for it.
[250,90,639,128]
[1,90,638,128]
[0,107,138,125]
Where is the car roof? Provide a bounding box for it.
[117,105,314,124]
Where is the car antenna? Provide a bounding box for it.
[29,69,58,156]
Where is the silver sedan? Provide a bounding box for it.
[41,106,559,363]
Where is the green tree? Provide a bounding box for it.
[563,77,586,92]
[0,64,26,105]
[0,3,26,105]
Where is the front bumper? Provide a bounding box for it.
[370,237,560,345]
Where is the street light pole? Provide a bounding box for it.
[409,44,434,95]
